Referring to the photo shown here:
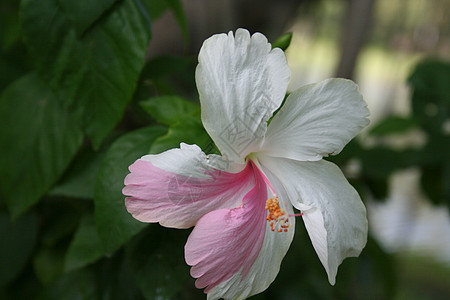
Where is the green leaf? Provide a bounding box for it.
[0,212,38,287]
[140,95,200,126]
[21,0,151,148]
[0,0,30,91]
[95,126,166,255]
[40,198,84,247]
[38,257,146,299]
[142,0,188,41]
[141,96,211,154]
[0,73,83,217]
[408,59,450,105]
[97,255,143,299]
[64,214,105,272]
[142,0,169,20]
[360,147,408,178]
[0,0,21,51]
[142,55,194,79]
[272,32,292,51]
[133,55,196,99]
[126,226,189,299]
[57,0,120,36]
[38,269,97,300]
[358,147,420,199]
[33,246,65,285]
[150,118,212,154]
[421,163,447,206]
[0,44,30,93]
[166,0,188,42]
[363,176,389,200]
[408,59,450,133]
[408,59,450,208]
[50,147,106,199]
[369,116,418,136]
[336,236,397,299]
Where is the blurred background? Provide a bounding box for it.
[1,0,449,299]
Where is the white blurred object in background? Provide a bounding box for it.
[368,168,450,265]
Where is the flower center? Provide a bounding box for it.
[265,196,291,233]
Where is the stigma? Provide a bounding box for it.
[265,197,290,233]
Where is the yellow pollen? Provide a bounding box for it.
[265,197,284,221]
[265,197,290,233]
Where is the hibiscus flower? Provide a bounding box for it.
[123,28,370,299]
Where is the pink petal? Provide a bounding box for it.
[184,162,268,292]
[123,156,255,229]
[205,165,296,299]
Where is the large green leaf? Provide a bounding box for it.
[125,226,189,299]
[150,118,212,154]
[0,212,38,287]
[21,0,151,148]
[141,96,212,154]
[50,147,106,199]
[369,116,418,136]
[94,126,166,254]
[64,214,104,272]
[38,269,97,300]
[57,0,120,36]
[408,59,450,134]
[140,95,200,126]
[33,246,65,285]
[0,73,83,217]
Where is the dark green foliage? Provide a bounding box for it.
[328,60,450,204]
[141,96,212,153]
[125,226,191,299]
[140,95,200,126]
[95,126,166,255]
[21,0,151,148]
[408,60,450,206]
[64,214,105,272]
[50,146,107,200]
[369,116,418,136]
[0,212,38,287]
[0,73,83,217]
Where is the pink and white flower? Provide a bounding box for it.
[123,29,370,299]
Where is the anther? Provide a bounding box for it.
[265,197,291,233]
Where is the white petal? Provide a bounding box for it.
[142,143,242,176]
[196,28,290,163]
[259,155,368,284]
[262,78,370,161]
[123,143,253,228]
[206,168,295,300]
